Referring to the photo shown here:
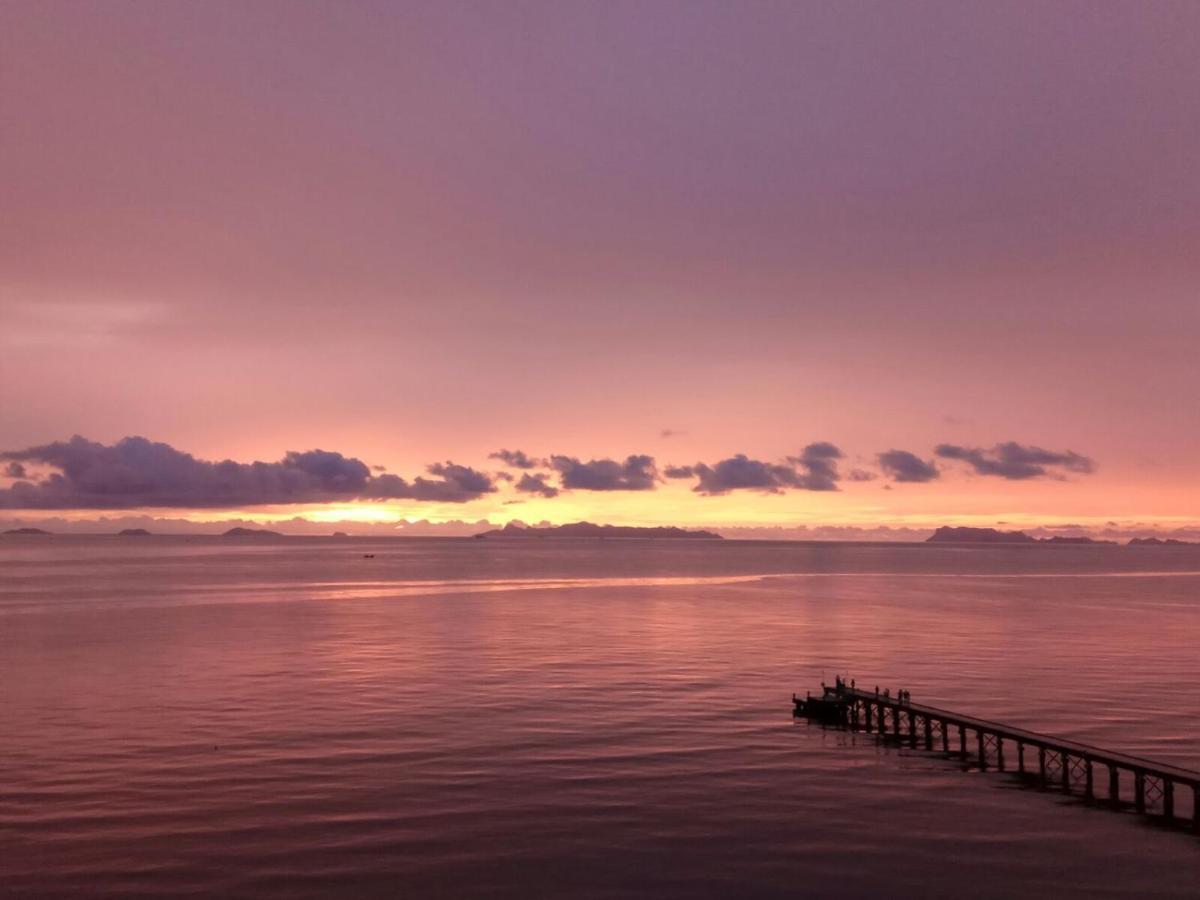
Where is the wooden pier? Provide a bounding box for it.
[794,683,1200,831]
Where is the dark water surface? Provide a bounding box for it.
[2,536,1199,897]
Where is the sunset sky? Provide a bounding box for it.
[2,2,1198,536]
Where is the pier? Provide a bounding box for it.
[794,682,1200,831]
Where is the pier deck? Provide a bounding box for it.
[794,684,1200,830]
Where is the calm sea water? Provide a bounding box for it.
[2,536,1199,897]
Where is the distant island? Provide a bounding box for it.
[3,527,52,535]
[117,528,152,536]
[926,526,1114,545]
[474,522,722,540]
[926,526,1037,544]
[222,527,283,537]
[1128,537,1196,546]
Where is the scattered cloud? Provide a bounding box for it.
[877,449,940,483]
[663,465,695,478]
[935,442,1095,480]
[368,462,496,503]
[3,462,26,479]
[685,443,845,495]
[514,472,560,498]
[847,468,877,482]
[0,436,496,508]
[659,429,686,438]
[786,442,843,491]
[693,455,797,494]
[549,454,658,491]
[489,449,542,469]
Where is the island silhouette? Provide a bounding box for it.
[474,522,722,540]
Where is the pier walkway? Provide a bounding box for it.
[794,684,1200,830]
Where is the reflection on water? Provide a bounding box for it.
[1,537,1198,897]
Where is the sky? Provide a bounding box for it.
[2,1,1198,535]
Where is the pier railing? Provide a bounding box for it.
[794,686,1200,831]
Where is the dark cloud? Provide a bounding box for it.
[693,455,797,494]
[365,462,496,503]
[847,468,877,482]
[3,462,26,479]
[514,472,560,498]
[663,465,695,478]
[0,436,495,508]
[488,449,542,469]
[550,454,657,491]
[786,441,843,491]
[935,442,1095,480]
[877,449,940,483]
[687,442,844,495]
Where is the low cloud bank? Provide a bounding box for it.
[0,436,495,509]
[0,434,1100,510]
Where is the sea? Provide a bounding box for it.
[2,535,1199,897]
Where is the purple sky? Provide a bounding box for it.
[2,1,1198,529]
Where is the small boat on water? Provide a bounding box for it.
[793,685,852,722]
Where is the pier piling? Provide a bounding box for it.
[794,685,1200,834]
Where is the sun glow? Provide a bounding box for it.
[297,505,405,524]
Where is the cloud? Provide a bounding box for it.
[787,441,843,491]
[663,465,695,478]
[3,462,26,479]
[686,442,845,495]
[659,429,686,438]
[549,454,657,491]
[488,448,542,469]
[934,442,1095,480]
[877,449,939,483]
[514,472,560,498]
[847,468,877,482]
[0,436,496,508]
[374,461,496,503]
[693,455,796,494]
